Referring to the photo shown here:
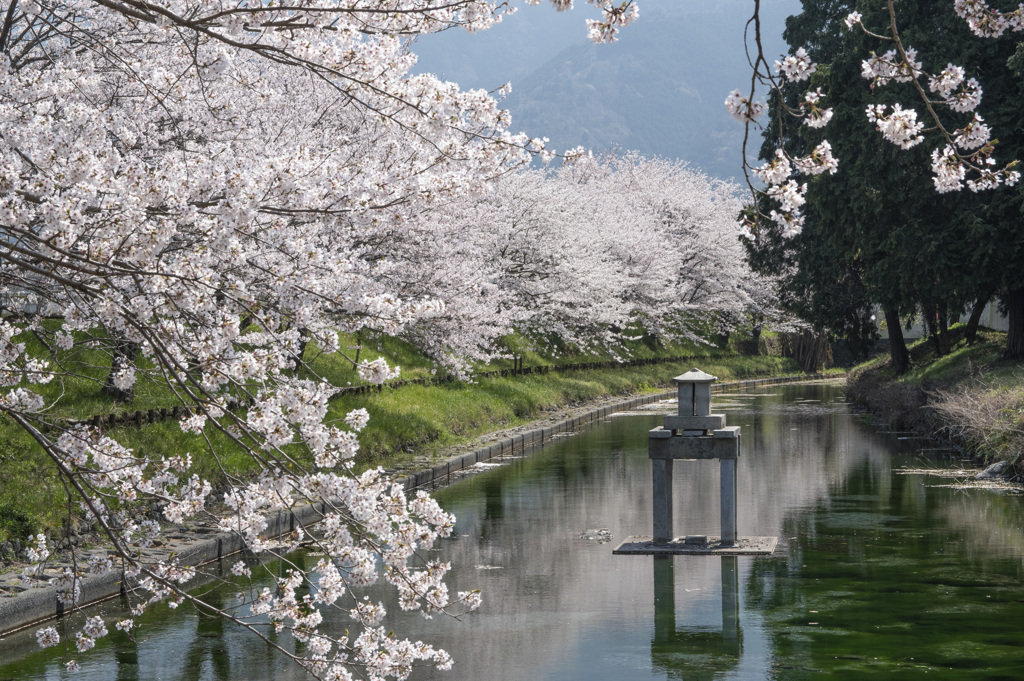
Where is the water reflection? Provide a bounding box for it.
[181,591,230,681]
[650,556,741,680]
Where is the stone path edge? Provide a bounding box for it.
[0,372,839,637]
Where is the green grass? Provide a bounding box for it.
[301,331,441,386]
[851,326,1017,388]
[0,426,62,543]
[329,354,801,467]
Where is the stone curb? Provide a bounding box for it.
[0,372,839,637]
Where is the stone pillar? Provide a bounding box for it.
[652,459,674,544]
[720,458,737,546]
[618,368,777,557]
[642,368,751,552]
[653,556,675,644]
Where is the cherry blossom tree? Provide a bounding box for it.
[0,0,645,676]
[410,153,788,357]
[343,199,523,378]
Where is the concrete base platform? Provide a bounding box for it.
[613,535,778,556]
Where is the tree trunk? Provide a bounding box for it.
[965,295,989,343]
[293,331,309,372]
[784,330,831,373]
[937,301,950,356]
[921,301,941,355]
[102,337,138,402]
[1005,288,1024,359]
[283,326,310,372]
[884,305,909,375]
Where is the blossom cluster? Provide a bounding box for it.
[928,64,983,113]
[861,48,922,87]
[753,142,838,238]
[775,47,817,82]
[584,1,640,43]
[953,114,992,151]
[800,89,833,129]
[953,0,1024,38]
[725,90,767,123]
[865,104,925,150]
[724,89,765,122]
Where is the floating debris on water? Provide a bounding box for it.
[928,480,1021,492]
[894,467,1022,492]
[579,528,612,543]
[893,467,975,478]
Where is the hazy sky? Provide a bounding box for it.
[412,1,799,93]
[411,0,802,181]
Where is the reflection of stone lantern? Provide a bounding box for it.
[614,368,776,555]
[650,556,742,679]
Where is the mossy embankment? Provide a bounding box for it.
[0,326,802,549]
[847,326,1024,474]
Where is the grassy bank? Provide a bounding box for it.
[847,326,1024,470]
[0,334,801,545]
[333,353,801,466]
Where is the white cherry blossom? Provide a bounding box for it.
[801,89,833,129]
[865,104,925,149]
[954,0,1024,38]
[954,114,993,150]
[725,89,767,123]
[932,145,967,192]
[35,627,60,648]
[775,47,817,82]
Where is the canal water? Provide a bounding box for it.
[4,381,1024,680]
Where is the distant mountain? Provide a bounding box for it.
[413,0,800,184]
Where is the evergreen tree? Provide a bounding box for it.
[745,0,1024,370]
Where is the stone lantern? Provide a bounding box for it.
[614,368,776,555]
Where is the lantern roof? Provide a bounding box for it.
[674,368,717,384]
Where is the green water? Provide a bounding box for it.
[747,461,1024,679]
[3,382,1024,680]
